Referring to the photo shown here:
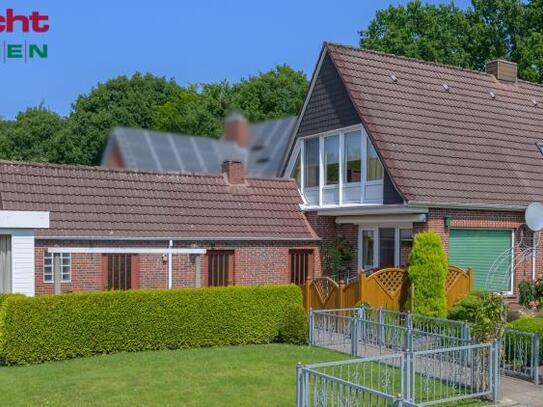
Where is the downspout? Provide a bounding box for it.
[533,233,537,282]
[168,240,173,289]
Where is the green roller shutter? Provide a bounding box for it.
[448,229,512,292]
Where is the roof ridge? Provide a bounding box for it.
[324,41,543,90]
[0,159,299,183]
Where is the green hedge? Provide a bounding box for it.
[508,317,543,360]
[408,230,448,317]
[0,285,302,365]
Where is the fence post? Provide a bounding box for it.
[358,306,366,345]
[338,280,346,309]
[491,341,501,402]
[378,307,384,347]
[304,276,312,316]
[309,308,315,347]
[296,363,304,407]
[405,312,413,352]
[351,317,358,357]
[462,321,472,366]
[533,333,540,385]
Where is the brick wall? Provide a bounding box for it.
[34,239,320,295]
[305,211,358,276]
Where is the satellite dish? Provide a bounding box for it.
[525,202,543,232]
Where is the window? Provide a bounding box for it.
[289,249,313,285]
[379,228,395,268]
[361,230,375,269]
[399,229,413,266]
[44,252,71,283]
[367,139,384,181]
[206,250,233,287]
[324,135,339,185]
[105,254,136,290]
[304,138,319,188]
[344,131,361,183]
[290,151,301,187]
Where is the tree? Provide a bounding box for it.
[152,84,227,137]
[0,107,67,162]
[360,0,543,83]
[227,65,308,122]
[151,65,308,135]
[407,230,448,317]
[68,73,181,165]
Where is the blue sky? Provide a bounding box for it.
[0,0,471,119]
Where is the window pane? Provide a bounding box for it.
[362,230,374,270]
[379,228,395,268]
[400,229,413,267]
[344,131,361,183]
[324,135,339,185]
[290,151,301,187]
[303,138,319,188]
[367,139,384,181]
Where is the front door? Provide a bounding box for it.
[0,235,11,294]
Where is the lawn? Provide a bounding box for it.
[0,344,488,406]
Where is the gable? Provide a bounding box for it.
[297,53,360,137]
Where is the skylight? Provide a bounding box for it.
[538,143,543,155]
[390,74,398,83]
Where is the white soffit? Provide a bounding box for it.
[0,210,49,229]
[335,213,427,225]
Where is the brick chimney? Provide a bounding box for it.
[222,160,245,184]
[224,112,249,146]
[485,59,517,82]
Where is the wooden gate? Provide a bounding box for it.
[303,266,472,312]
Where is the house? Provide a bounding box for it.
[0,160,319,296]
[101,113,297,177]
[281,42,543,297]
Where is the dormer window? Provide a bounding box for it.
[291,125,385,207]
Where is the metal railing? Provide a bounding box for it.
[310,306,540,385]
[296,342,500,406]
[502,329,540,384]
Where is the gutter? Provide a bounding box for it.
[408,201,527,212]
[38,235,321,242]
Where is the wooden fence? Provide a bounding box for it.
[302,266,472,313]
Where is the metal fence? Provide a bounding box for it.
[310,306,540,385]
[297,342,500,406]
[502,329,540,384]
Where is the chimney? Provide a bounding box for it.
[485,59,517,82]
[224,111,249,146]
[222,160,245,184]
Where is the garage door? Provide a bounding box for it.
[448,229,512,292]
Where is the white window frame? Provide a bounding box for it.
[43,252,71,284]
[287,125,384,209]
[357,225,413,271]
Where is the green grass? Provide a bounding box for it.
[0,344,488,406]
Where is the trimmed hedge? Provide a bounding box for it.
[0,285,302,365]
[508,317,543,360]
[279,304,308,345]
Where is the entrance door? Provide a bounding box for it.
[0,235,11,294]
[448,229,513,292]
[103,254,138,290]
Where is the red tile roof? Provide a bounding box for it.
[0,161,317,240]
[326,42,543,209]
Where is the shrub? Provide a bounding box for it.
[508,317,543,360]
[471,292,506,343]
[407,230,448,317]
[0,294,24,308]
[279,304,307,345]
[518,281,537,307]
[0,285,302,365]
[448,290,485,322]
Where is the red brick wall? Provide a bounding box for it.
[305,211,358,276]
[34,240,320,295]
